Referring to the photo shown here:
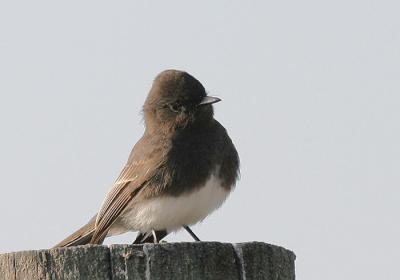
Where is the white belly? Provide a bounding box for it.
[116,174,229,233]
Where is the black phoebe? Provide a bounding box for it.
[55,70,240,247]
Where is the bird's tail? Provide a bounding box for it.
[53,215,97,248]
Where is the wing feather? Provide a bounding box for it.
[90,160,153,244]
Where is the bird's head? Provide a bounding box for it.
[143,70,221,131]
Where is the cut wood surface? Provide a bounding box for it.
[0,242,295,280]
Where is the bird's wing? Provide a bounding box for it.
[90,160,156,244]
[53,214,97,248]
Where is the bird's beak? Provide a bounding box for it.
[198,96,221,106]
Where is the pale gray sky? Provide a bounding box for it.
[0,1,399,279]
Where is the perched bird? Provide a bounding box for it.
[54,70,240,247]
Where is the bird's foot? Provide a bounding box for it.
[183,225,201,241]
[152,230,159,243]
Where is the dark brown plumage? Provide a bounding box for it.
[54,70,239,247]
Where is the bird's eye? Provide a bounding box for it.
[169,103,181,113]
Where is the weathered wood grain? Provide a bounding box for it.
[0,242,295,280]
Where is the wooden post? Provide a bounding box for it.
[0,242,295,280]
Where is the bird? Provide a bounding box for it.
[54,69,240,247]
